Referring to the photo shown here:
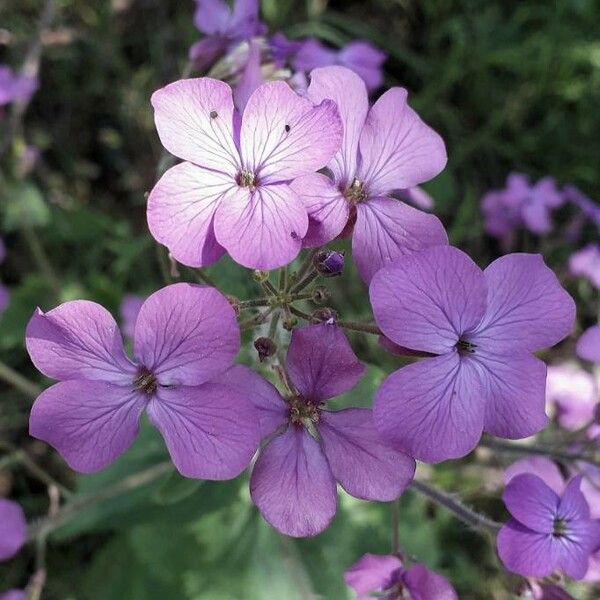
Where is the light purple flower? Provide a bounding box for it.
[233,40,262,112]
[269,33,302,68]
[0,66,38,107]
[0,237,7,315]
[0,499,27,562]
[569,244,600,289]
[344,553,457,600]
[396,186,435,211]
[371,246,575,463]
[563,185,600,230]
[291,66,447,283]
[497,474,600,580]
[26,283,260,478]
[225,324,414,537]
[0,591,26,600]
[189,0,266,72]
[119,294,144,341]
[147,77,342,270]
[577,325,600,363]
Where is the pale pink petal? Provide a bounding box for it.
[250,427,337,537]
[151,78,240,175]
[357,88,447,196]
[134,283,239,386]
[213,184,308,270]
[503,474,559,533]
[147,162,231,267]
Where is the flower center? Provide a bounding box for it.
[343,178,366,204]
[238,170,257,190]
[287,395,320,426]
[456,339,477,354]
[134,367,157,395]
[553,518,567,538]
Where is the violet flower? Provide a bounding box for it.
[119,294,144,341]
[371,246,575,463]
[147,77,342,270]
[26,283,260,478]
[569,243,600,289]
[577,325,600,363]
[0,499,27,562]
[497,473,600,580]
[0,66,38,108]
[225,324,415,537]
[0,591,26,600]
[344,553,457,600]
[0,238,8,315]
[563,185,600,230]
[291,66,448,283]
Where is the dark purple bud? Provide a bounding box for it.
[310,308,338,324]
[314,250,345,277]
[254,337,277,362]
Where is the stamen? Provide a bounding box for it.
[134,367,157,395]
[456,339,477,354]
[288,395,320,425]
[238,170,257,190]
[553,518,567,538]
[344,178,366,204]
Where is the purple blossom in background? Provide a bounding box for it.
[527,582,575,600]
[26,283,260,478]
[569,243,600,289]
[0,499,27,562]
[344,553,457,600]
[0,238,8,315]
[563,185,600,230]
[232,40,263,111]
[371,246,575,463]
[498,472,600,580]
[291,66,447,283]
[147,78,342,270]
[269,33,302,68]
[0,591,26,600]
[577,325,600,363]
[119,294,144,341]
[225,324,414,537]
[0,66,38,108]
[189,0,266,72]
[396,186,435,211]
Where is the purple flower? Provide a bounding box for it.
[497,474,600,579]
[563,185,600,230]
[528,582,575,600]
[189,0,266,72]
[314,250,345,277]
[577,325,600,363]
[226,324,414,537]
[371,246,575,463]
[344,553,457,600]
[269,33,303,68]
[291,66,447,283]
[569,244,600,289]
[0,499,27,561]
[26,283,260,477]
[0,66,38,107]
[0,238,8,315]
[232,40,262,112]
[396,186,435,211]
[147,78,342,270]
[119,294,145,341]
[0,591,26,600]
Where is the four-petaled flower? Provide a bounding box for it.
[148,78,342,271]
[290,66,448,283]
[225,324,415,537]
[26,283,260,478]
[371,246,575,463]
[0,499,27,562]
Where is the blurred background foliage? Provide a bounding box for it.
[0,0,599,598]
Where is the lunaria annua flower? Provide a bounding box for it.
[344,553,457,600]
[497,473,600,580]
[371,246,575,463]
[0,499,27,562]
[189,0,266,72]
[0,66,38,108]
[224,324,415,537]
[291,66,448,284]
[569,243,600,289]
[577,325,600,363]
[26,283,260,478]
[148,78,342,270]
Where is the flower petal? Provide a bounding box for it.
[290,173,348,247]
[250,426,337,537]
[26,301,135,383]
[504,457,565,495]
[286,324,365,403]
[151,78,240,175]
[29,380,145,474]
[557,520,600,580]
[370,244,484,354]
[213,184,308,270]
[354,197,448,285]
[558,476,590,521]
[306,66,369,184]
[357,88,447,196]
[0,499,27,561]
[468,254,576,353]
[239,80,342,182]
[344,553,403,600]
[193,0,231,34]
[319,408,415,501]
[134,283,239,386]
[373,353,485,463]
[577,325,600,363]
[147,162,231,268]
[233,40,263,113]
[147,382,259,480]
[402,564,458,600]
[220,365,287,438]
[338,42,386,93]
[502,474,559,534]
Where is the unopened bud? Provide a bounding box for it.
[313,250,344,277]
[282,316,298,331]
[311,286,330,304]
[254,337,277,362]
[310,308,338,324]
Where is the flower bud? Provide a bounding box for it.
[282,316,298,330]
[313,250,344,277]
[254,337,277,362]
[310,308,338,324]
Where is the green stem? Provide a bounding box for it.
[391,500,400,555]
[0,360,41,398]
[261,279,279,296]
[21,224,61,296]
[268,310,281,339]
[291,270,319,293]
[289,306,312,321]
[193,268,216,287]
[292,249,319,289]
[237,297,272,309]
[336,320,382,335]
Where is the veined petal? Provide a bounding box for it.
[373,353,485,463]
[134,283,239,386]
[151,78,240,175]
[26,301,135,383]
[240,80,342,182]
[354,197,448,285]
[29,380,145,474]
[214,183,308,270]
[147,162,231,268]
[357,87,447,196]
[147,382,259,480]
[250,427,337,537]
[0,499,27,561]
[558,520,600,580]
[558,476,590,521]
[344,554,403,600]
[319,408,415,501]
[370,244,484,355]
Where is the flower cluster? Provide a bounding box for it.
[0,498,27,600]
